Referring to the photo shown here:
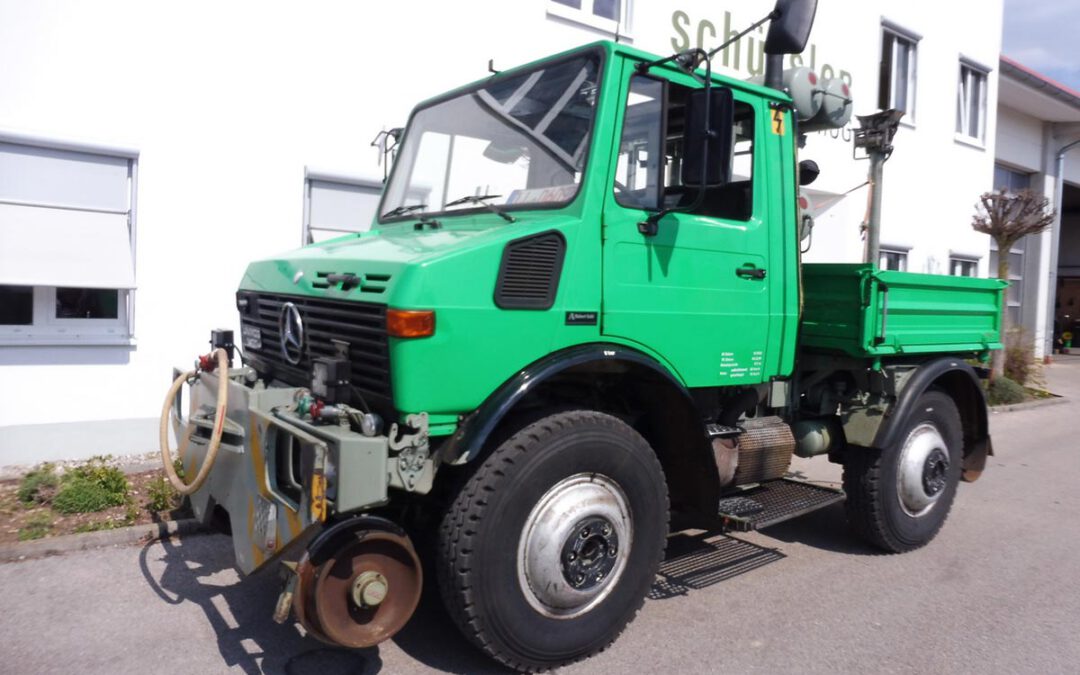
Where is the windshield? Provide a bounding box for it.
[380,52,601,221]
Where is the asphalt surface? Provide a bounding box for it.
[2,357,1079,674]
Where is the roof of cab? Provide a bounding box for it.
[411,40,790,113]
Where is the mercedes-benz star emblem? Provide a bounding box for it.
[279,302,305,365]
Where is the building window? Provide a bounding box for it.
[989,164,1032,325]
[994,163,1030,193]
[0,133,137,345]
[880,248,909,271]
[878,24,918,120]
[302,168,384,245]
[950,257,979,277]
[548,0,630,36]
[956,61,988,142]
[990,244,1023,325]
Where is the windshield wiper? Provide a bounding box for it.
[381,203,428,219]
[443,194,516,223]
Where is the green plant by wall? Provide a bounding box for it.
[52,457,129,515]
[1003,327,1036,386]
[17,463,59,505]
[147,476,179,513]
[987,376,1026,406]
[18,512,53,541]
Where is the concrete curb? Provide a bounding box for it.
[990,395,1068,414]
[0,518,207,563]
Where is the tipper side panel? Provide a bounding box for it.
[801,263,1007,358]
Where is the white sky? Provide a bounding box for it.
[1002,0,1080,91]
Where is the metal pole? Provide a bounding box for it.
[865,150,885,266]
[1045,136,1080,355]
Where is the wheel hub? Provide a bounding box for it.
[921,448,949,497]
[561,516,619,590]
[517,473,632,620]
[897,423,950,517]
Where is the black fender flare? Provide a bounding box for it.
[442,342,698,464]
[306,514,408,566]
[872,356,992,482]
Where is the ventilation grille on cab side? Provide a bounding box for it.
[494,231,566,310]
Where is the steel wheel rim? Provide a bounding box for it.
[312,531,422,648]
[516,473,633,620]
[896,422,950,517]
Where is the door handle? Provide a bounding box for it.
[736,265,767,280]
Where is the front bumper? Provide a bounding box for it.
[172,367,400,574]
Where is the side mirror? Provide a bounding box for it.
[799,159,819,186]
[764,0,818,55]
[682,87,735,187]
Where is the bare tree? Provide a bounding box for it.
[971,188,1055,378]
[972,188,1055,285]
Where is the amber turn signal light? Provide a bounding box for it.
[387,309,435,338]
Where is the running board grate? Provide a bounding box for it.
[717,479,845,532]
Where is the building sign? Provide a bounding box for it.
[670,9,852,88]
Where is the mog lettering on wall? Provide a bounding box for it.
[670,9,852,88]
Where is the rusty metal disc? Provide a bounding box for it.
[312,530,423,648]
[293,553,334,645]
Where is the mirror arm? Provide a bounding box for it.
[706,9,779,61]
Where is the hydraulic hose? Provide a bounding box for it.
[159,348,230,496]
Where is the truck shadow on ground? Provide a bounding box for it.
[138,532,385,675]
[136,524,856,675]
[758,504,882,556]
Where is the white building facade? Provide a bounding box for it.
[993,57,1080,358]
[0,0,1004,465]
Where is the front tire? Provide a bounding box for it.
[843,390,963,552]
[436,410,668,671]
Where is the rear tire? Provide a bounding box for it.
[843,390,963,553]
[436,410,668,672]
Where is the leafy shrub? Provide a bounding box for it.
[988,376,1026,406]
[17,463,59,505]
[1003,328,1036,386]
[52,457,129,514]
[147,476,179,513]
[53,478,125,514]
[18,512,53,541]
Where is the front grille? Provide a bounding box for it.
[239,292,391,405]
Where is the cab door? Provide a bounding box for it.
[601,59,773,387]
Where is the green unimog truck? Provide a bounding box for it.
[162,1,1005,670]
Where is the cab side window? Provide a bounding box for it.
[613,77,664,210]
[614,74,755,221]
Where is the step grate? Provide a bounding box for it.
[717,479,845,532]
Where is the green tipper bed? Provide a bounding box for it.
[800,263,1007,358]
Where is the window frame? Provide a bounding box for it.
[956,58,989,144]
[610,65,757,223]
[990,241,1024,324]
[613,73,667,211]
[0,286,132,345]
[994,163,1031,194]
[879,246,909,272]
[0,130,138,346]
[547,0,632,39]
[949,255,980,277]
[376,47,606,225]
[879,22,920,124]
[302,167,384,245]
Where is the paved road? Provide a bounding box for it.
[3,357,1079,674]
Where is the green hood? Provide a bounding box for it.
[238,215,578,306]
